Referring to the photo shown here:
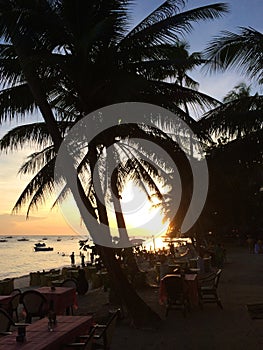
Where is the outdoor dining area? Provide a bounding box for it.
[0,238,225,349]
[0,279,119,350]
[0,263,118,350]
[134,238,225,317]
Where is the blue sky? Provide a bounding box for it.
[132,0,263,101]
[0,0,262,235]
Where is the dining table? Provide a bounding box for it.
[0,294,12,311]
[36,287,78,315]
[0,315,93,350]
[159,273,199,307]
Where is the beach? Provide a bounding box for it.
[9,243,263,349]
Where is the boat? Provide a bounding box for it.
[42,237,48,240]
[17,237,29,241]
[34,245,54,252]
[35,242,46,247]
[57,238,62,241]
[0,239,7,243]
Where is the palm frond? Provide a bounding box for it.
[122,3,228,46]
[0,121,72,152]
[0,84,37,123]
[12,157,56,216]
[203,27,263,84]
[200,95,263,138]
[19,146,55,175]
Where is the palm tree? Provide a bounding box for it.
[0,0,229,327]
[222,83,252,103]
[196,79,263,239]
[203,27,263,85]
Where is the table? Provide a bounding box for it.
[0,294,12,305]
[0,294,12,311]
[159,274,199,307]
[37,287,77,315]
[0,315,93,350]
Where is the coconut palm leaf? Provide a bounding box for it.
[0,84,38,122]
[200,95,263,138]
[122,3,228,46]
[12,156,56,216]
[203,27,263,85]
[0,122,73,151]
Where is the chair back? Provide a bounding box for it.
[63,327,95,350]
[83,327,96,350]
[0,308,14,332]
[21,290,47,323]
[101,310,119,349]
[61,278,78,289]
[214,269,222,289]
[162,275,185,302]
[9,288,22,321]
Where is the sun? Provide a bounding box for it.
[119,181,169,239]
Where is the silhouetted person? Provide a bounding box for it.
[70,252,75,266]
[80,253,85,267]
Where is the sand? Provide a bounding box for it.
[12,243,263,349]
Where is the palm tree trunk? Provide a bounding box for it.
[13,41,160,328]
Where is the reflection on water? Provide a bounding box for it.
[0,235,91,279]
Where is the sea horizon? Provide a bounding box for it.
[0,235,91,280]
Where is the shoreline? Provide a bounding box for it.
[14,274,30,289]
[11,263,83,290]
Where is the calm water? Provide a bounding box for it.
[0,235,91,280]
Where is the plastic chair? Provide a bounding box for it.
[198,269,223,309]
[20,290,48,323]
[162,275,189,317]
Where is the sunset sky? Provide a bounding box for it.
[0,0,262,237]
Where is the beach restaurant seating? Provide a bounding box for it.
[21,290,48,323]
[63,326,96,350]
[0,278,14,295]
[161,275,190,317]
[0,308,14,335]
[9,288,22,322]
[198,269,223,309]
[78,309,120,350]
[61,278,78,289]
[30,269,64,287]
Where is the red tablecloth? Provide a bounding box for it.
[37,287,78,315]
[159,274,199,306]
[0,315,93,350]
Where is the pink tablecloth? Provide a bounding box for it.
[37,287,78,315]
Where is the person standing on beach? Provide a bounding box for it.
[80,252,85,267]
[70,252,75,266]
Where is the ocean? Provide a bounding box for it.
[0,235,91,280]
